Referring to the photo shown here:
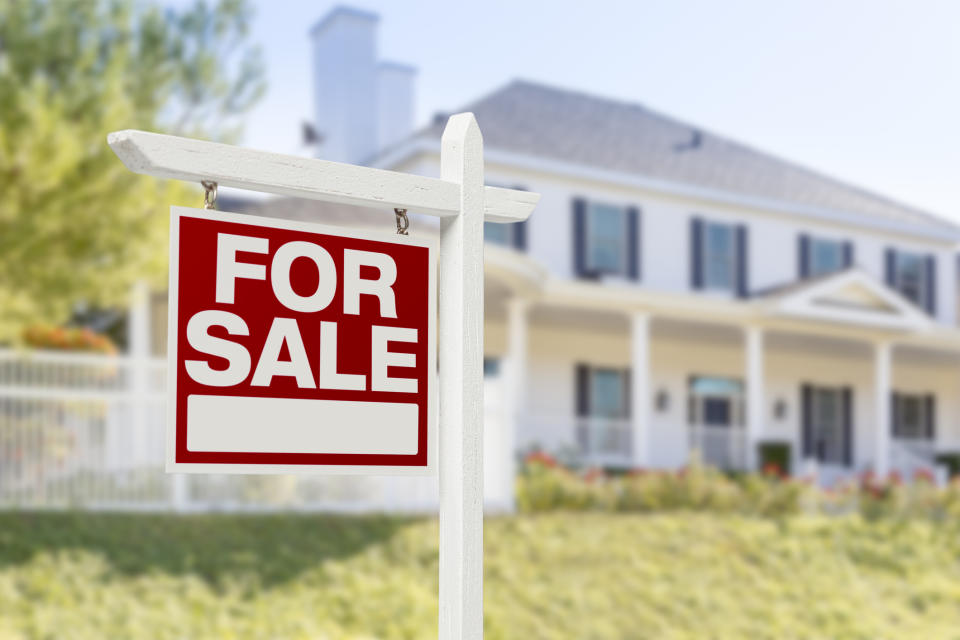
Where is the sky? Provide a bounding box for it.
[174,0,960,221]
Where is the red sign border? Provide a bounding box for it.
[165,206,437,475]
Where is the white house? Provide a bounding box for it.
[271,7,960,484]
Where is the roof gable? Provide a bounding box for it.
[764,268,931,332]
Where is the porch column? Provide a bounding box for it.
[745,326,764,471]
[631,312,651,468]
[503,299,529,511]
[874,341,892,478]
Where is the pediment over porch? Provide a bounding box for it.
[759,268,932,332]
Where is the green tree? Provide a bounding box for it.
[0,0,265,342]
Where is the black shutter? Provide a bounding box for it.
[691,217,704,289]
[573,198,588,278]
[622,369,631,419]
[513,221,528,251]
[736,224,749,298]
[801,385,813,459]
[626,207,640,281]
[925,394,936,440]
[842,387,853,467]
[891,392,900,438]
[885,249,897,287]
[512,185,528,252]
[842,241,854,269]
[925,255,937,316]
[575,364,590,417]
[798,234,810,278]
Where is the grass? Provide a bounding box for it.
[0,512,959,639]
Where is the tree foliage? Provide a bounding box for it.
[0,0,265,342]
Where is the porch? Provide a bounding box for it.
[486,257,960,482]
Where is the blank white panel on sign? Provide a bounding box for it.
[187,395,419,455]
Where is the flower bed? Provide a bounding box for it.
[517,452,960,520]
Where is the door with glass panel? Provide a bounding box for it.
[577,367,631,466]
[688,376,746,469]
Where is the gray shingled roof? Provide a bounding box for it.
[413,80,956,235]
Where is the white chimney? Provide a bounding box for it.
[310,7,417,165]
[377,62,416,151]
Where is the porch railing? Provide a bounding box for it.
[689,425,747,471]
[519,413,633,468]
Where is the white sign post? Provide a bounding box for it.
[108,113,538,639]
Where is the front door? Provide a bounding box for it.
[802,385,852,467]
[688,376,745,469]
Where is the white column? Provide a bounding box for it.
[745,326,764,471]
[503,299,528,512]
[631,313,651,467]
[874,341,892,478]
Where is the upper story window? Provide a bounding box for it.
[572,198,640,280]
[484,221,526,250]
[703,222,736,290]
[484,184,528,251]
[810,239,843,276]
[798,235,852,279]
[586,203,628,273]
[886,249,936,314]
[691,217,748,296]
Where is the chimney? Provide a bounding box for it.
[377,62,416,151]
[310,6,417,165]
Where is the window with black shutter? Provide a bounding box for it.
[798,235,849,278]
[886,248,937,315]
[691,217,746,295]
[572,198,640,281]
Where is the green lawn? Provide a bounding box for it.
[0,512,959,639]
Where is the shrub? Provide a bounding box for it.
[517,455,960,521]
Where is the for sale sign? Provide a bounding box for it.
[166,207,436,474]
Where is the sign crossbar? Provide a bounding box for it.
[108,129,538,221]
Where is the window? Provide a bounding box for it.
[586,203,627,274]
[893,393,933,440]
[483,357,501,378]
[808,238,844,277]
[484,221,525,250]
[484,222,511,246]
[589,369,627,418]
[890,251,928,307]
[703,222,736,290]
[688,376,744,427]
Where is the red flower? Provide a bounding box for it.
[762,462,782,478]
[913,468,935,484]
[524,451,558,469]
[582,467,605,483]
[888,470,902,486]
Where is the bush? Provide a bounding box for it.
[517,455,960,521]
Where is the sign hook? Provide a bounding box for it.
[202,180,218,210]
[394,208,409,235]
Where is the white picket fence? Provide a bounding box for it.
[0,349,514,512]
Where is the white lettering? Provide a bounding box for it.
[215,233,268,304]
[371,325,418,393]
[251,317,315,388]
[184,310,251,386]
[343,249,398,318]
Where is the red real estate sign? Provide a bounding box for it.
[166,207,436,474]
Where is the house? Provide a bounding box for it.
[261,7,960,485]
